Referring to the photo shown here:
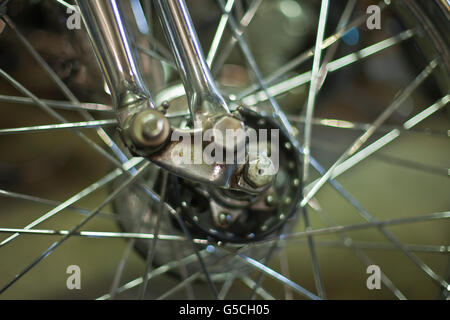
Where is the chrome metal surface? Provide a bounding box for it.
[77,0,153,114]
[154,0,230,125]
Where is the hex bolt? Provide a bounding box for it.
[212,115,245,153]
[245,154,277,188]
[130,109,170,148]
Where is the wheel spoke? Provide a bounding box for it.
[302,0,329,181]
[302,207,326,298]
[288,114,448,137]
[0,189,131,223]
[241,29,415,105]
[206,0,236,67]
[98,250,207,300]
[170,211,219,299]
[109,239,136,300]
[55,0,78,12]
[3,15,131,165]
[298,2,330,297]
[301,59,438,207]
[0,228,193,242]
[311,137,449,178]
[155,246,245,300]
[217,0,295,136]
[294,239,450,254]
[136,45,177,68]
[139,171,169,299]
[327,94,449,180]
[279,248,294,300]
[218,273,236,300]
[211,0,262,74]
[250,240,280,300]
[0,67,123,168]
[0,95,114,113]
[306,154,449,289]
[156,273,200,300]
[0,157,144,247]
[312,199,407,299]
[237,0,390,98]
[164,208,196,300]
[0,162,150,295]
[315,0,357,91]
[230,251,322,300]
[260,211,450,243]
[240,276,276,300]
[0,119,117,135]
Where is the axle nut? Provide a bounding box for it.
[245,155,277,188]
[212,115,245,153]
[130,109,170,148]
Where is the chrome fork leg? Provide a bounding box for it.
[154,0,230,125]
[76,0,154,121]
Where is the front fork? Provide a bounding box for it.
[77,0,274,191]
[77,0,229,124]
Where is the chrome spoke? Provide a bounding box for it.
[98,250,207,300]
[164,209,196,300]
[0,95,114,113]
[306,152,449,289]
[240,276,276,300]
[315,0,357,91]
[241,29,415,105]
[217,0,295,136]
[110,168,163,300]
[237,0,390,98]
[260,211,450,243]
[312,200,407,299]
[0,162,150,295]
[136,45,177,68]
[301,59,438,207]
[55,0,78,12]
[211,0,262,74]
[0,189,130,223]
[279,248,294,300]
[0,119,117,135]
[109,239,136,300]
[311,137,449,178]
[302,0,329,180]
[0,67,123,168]
[168,209,219,299]
[302,207,326,299]
[231,251,321,300]
[294,239,450,254]
[0,228,191,242]
[327,94,449,180]
[299,0,329,298]
[156,246,242,300]
[140,171,169,299]
[206,0,236,67]
[218,273,236,300]
[0,157,144,247]
[373,153,450,178]
[288,114,448,137]
[250,240,280,300]
[3,15,130,165]
[156,273,201,300]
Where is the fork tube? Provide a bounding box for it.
[76,0,153,113]
[154,0,229,125]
